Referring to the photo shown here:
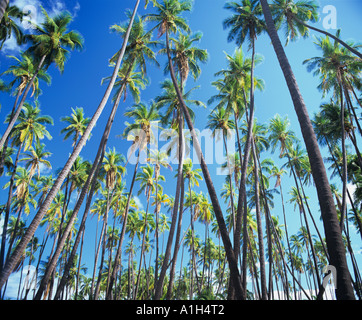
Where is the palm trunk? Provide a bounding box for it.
[166,174,185,299]
[156,25,244,301]
[260,0,355,300]
[235,34,256,300]
[338,80,347,230]
[134,193,151,299]
[94,188,114,300]
[0,0,141,291]
[37,82,126,300]
[294,17,362,60]
[0,141,22,274]
[0,55,46,151]
[0,87,23,176]
[154,28,186,300]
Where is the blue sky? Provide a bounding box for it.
[1,0,362,299]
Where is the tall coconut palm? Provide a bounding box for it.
[147,0,243,299]
[134,164,164,298]
[270,0,362,59]
[223,0,266,299]
[0,0,141,291]
[304,34,362,229]
[259,0,355,299]
[0,52,51,178]
[60,107,91,150]
[146,150,171,289]
[20,142,52,181]
[104,102,159,299]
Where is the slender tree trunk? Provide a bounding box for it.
[154,28,186,300]
[0,87,23,176]
[294,17,362,60]
[0,0,141,291]
[251,141,267,300]
[37,86,126,300]
[166,174,185,299]
[0,0,9,22]
[260,0,355,300]
[338,80,347,230]
[157,26,244,300]
[236,34,256,300]
[134,194,151,299]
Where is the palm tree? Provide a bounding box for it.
[0,0,141,291]
[104,102,159,299]
[146,150,171,288]
[259,0,355,299]
[9,101,53,152]
[270,0,362,59]
[147,0,243,299]
[20,142,52,181]
[134,164,164,298]
[60,107,91,150]
[223,0,266,299]
[0,0,9,22]
[0,4,24,49]
[159,31,208,85]
[0,52,51,177]
[304,34,362,228]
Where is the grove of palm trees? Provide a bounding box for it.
[0,0,361,301]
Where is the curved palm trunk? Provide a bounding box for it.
[0,0,9,22]
[294,17,362,60]
[0,0,141,291]
[154,26,244,300]
[260,0,355,300]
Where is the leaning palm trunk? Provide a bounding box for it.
[154,28,186,300]
[260,0,355,300]
[0,0,141,291]
[46,73,130,300]
[293,17,362,60]
[154,26,244,300]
